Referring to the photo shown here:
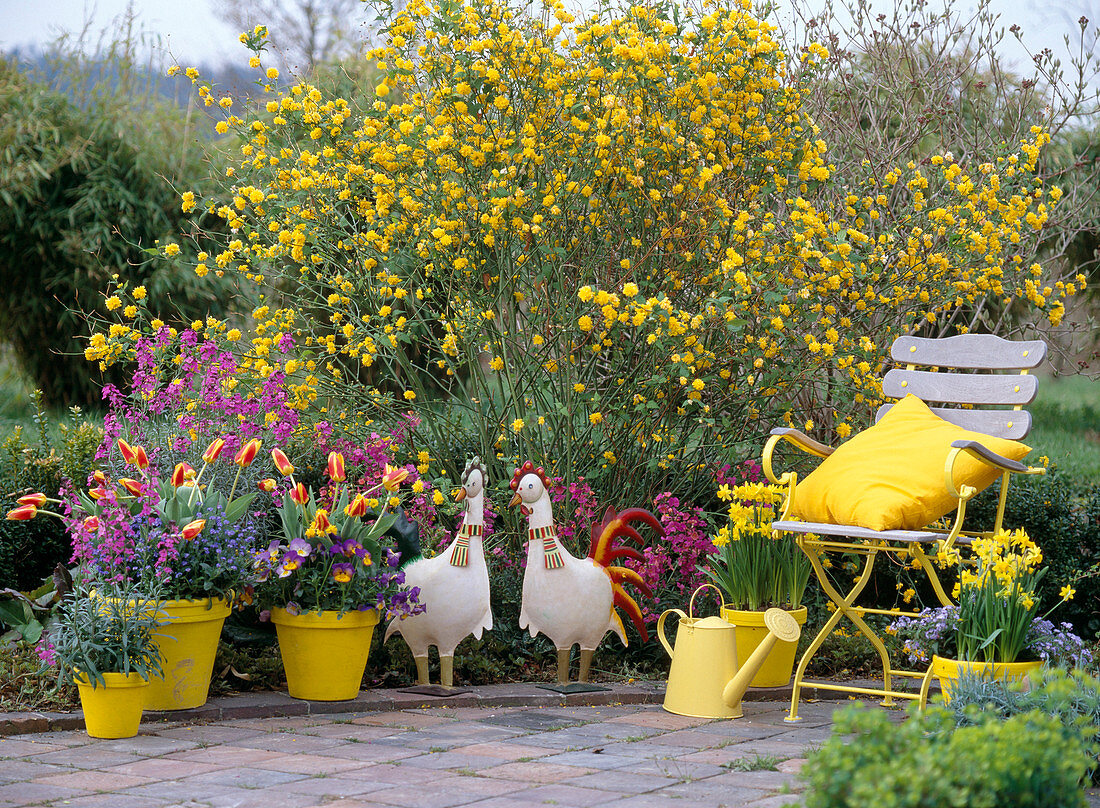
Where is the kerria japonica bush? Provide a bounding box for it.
[86,0,1082,512]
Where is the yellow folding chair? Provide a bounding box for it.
[762,334,1048,721]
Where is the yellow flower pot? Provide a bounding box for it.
[931,655,1043,701]
[75,671,149,739]
[271,607,380,701]
[719,606,808,688]
[147,597,232,711]
[97,595,230,711]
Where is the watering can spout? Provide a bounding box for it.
[722,608,801,709]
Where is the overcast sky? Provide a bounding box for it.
[0,0,1095,80]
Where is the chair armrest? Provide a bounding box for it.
[762,428,834,487]
[944,439,1047,499]
[768,427,835,459]
[949,440,1033,474]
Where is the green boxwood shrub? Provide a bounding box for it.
[0,405,102,592]
[801,702,1095,808]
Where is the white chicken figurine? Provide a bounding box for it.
[508,461,663,685]
[385,458,493,689]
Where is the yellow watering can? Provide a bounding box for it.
[658,584,801,719]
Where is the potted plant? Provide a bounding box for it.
[704,481,812,687]
[889,528,1087,697]
[8,435,261,710]
[45,581,165,738]
[253,450,423,701]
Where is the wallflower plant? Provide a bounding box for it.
[253,449,423,618]
[8,435,261,602]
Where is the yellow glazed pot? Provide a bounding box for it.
[75,671,149,739]
[271,607,380,701]
[148,597,232,711]
[931,655,1043,701]
[97,595,231,711]
[719,606,808,688]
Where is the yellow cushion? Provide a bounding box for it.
[788,395,1031,531]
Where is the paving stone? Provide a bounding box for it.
[153,724,270,743]
[48,793,172,808]
[0,739,66,758]
[231,730,348,753]
[340,762,459,785]
[353,711,456,729]
[0,759,72,782]
[0,780,90,805]
[281,774,389,798]
[33,769,156,791]
[606,710,714,730]
[354,782,496,808]
[617,756,728,781]
[96,734,201,756]
[30,747,144,770]
[478,709,587,731]
[395,749,507,771]
[511,782,622,805]
[446,741,558,761]
[538,749,640,770]
[183,765,312,789]
[251,751,371,775]
[562,769,677,794]
[165,745,287,766]
[481,759,599,783]
[311,741,424,764]
[106,757,229,779]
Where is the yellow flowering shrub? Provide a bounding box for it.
[89,0,1079,504]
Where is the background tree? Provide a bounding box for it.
[214,0,375,75]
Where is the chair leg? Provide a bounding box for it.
[813,549,897,704]
[909,544,954,607]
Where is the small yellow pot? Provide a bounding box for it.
[271,607,380,701]
[75,671,149,739]
[720,606,808,688]
[931,655,1043,701]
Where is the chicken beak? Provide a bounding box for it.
[508,491,521,509]
[454,488,467,503]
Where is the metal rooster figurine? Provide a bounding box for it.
[508,461,664,685]
[385,458,493,689]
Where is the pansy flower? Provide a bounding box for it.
[332,563,354,583]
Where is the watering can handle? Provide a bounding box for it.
[657,609,687,658]
[689,584,726,618]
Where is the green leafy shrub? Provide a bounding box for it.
[945,666,1100,783]
[801,702,1095,808]
[0,401,103,591]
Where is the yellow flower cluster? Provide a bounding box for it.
[85,0,1078,496]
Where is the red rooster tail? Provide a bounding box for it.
[588,506,665,642]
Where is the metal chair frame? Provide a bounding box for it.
[762,334,1048,722]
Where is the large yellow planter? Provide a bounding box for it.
[931,655,1043,701]
[97,595,230,711]
[271,607,380,701]
[720,606,808,688]
[147,597,231,711]
[75,671,149,739]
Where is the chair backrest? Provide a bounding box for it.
[875,334,1047,441]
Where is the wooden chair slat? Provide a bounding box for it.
[890,334,1047,370]
[874,403,1032,439]
[882,369,1038,405]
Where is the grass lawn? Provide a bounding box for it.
[1029,374,1100,482]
